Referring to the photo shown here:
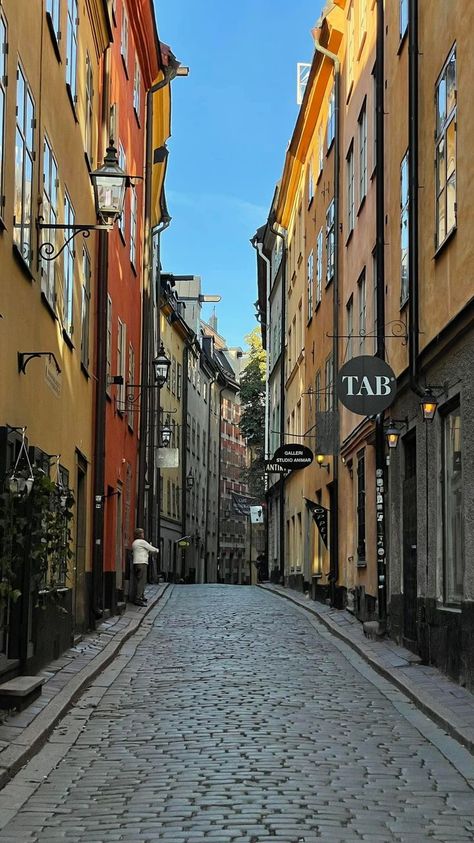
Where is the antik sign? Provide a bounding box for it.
[337,355,396,415]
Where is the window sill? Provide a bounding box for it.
[397,29,408,56]
[307,315,313,327]
[434,225,457,260]
[399,294,409,311]
[62,329,74,350]
[307,196,314,211]
[0,215,6,232]
[80,362,90,379]
[346,80,354,105]
[370,165,377,182]
[46,13,62,62]
[357,560,367,569]
[134,107,141,128]
[41,291,58,321]
[315,299,322,312]
[130,260,137,276]
[357,195,366,216]
[66,84,79,123]
[345,228,354,247]
[12,244,34,281]
[326,137,335,157]
[439,604,462,614]
[325,274,334,289]
[118,227,126,246]
[121,54,129,79]
[357,31,367,61]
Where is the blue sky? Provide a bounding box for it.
[156,1,323,348]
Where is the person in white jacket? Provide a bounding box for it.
[132,528,159,606]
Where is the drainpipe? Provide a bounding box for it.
[313,32,340,603]
[408,0,422,396]
[203,372,218,583]
[269,223,286,584]
[180,343,189,580]
[375,0,387,625]
[215,382,226,582]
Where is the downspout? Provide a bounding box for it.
[180,343,189,580]
[137,57,181,534]
[408,0,422,395]
[216,382,226,582]
[270,223,286,584]
[203,372,218,583]
[375,0,387,625]
[91,45,112,624]
[313,32,340,602]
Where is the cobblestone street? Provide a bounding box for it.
[0,585,473,843]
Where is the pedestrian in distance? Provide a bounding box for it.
[132,528,159,606]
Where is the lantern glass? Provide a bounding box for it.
[421,392,438,421]
[90,143,128,224]
[152,344,171,388]
[386,430,400,449]
[316,454,325,465]
[161,425,172,447]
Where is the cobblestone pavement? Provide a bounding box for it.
[0,585,473,843]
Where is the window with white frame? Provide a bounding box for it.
[128,343,135,428]
[46,0,60,41]
[327,87,335,148]
[118,143,126,239]
[81,248,91,369]
[442,401,463,605]
[435,47,456,249]
[121,7,129,70]
[298,203,303,258]
[346,296,354,360]
[66,0,78,99]
[400,151,409,304]
[326,200,335,283]
[316,228,323,303]
[307,251,314,318]
[358,269,367,354]
[106,295,112,389]
[14,65,35,265]
[400,0,408,39]
[85,53,94,164]
[372,67,377,171]
[129,185,137,266]
[63,193,75,336]
[0,14,6,217]
[347,143,355,233]
[117,319,126,407]
[133,57,141,117]
[41,138,58,306]
[325,353,334,411]
[359,101,367,203]
[347,1,355,93]
[308,161,314,205]
[177,362,182,399]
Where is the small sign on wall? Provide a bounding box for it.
[156,448,179,468]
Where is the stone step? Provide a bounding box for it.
[0,676,45,712]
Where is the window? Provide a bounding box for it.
[347,1,355,93]
[14,65,35,265]
[318,126,324,176]
[66,0,78,100]
[435,47,456,249]
[359,102,367,203]
[372,66,377,172]
[442,402,463,604]
[400,151,409,304]
[121,7,129,71]
[46,0,60,41]
[360,0,367,40]
[133,57,141,117]
[191,418,196,453]
[308,162,314,205]
[203,431,207,465]
[41,138,58,306]
[325,353,334,411]
[358,269,366,354]
[346,296,354,360]
[357,450,366,561]
[186,413,191,449]
[118,143,126,239]
[128,343,135,429]
[327,87,335,148]
[177,363,182,399]
[0,14,6,217]
[117,319,126,407]
[400,0,408,39]
[171,357,176,396]
[316,228,323,304]
[129,185,137,267]
[347,143,355,233]
[63,193,75,336]
[307,251,314,318]
[81,248,91,369]
[326,200,335,284]
[315,370,322,415]
[298,203,303,258]
[85,53,94,164]
[106,295,112,388]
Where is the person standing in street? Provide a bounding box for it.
[132,528,159,606]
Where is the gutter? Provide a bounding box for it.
[408,0,423,396]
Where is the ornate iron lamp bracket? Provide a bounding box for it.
[37,218,113,262]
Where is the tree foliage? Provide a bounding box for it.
[239,326,266,499]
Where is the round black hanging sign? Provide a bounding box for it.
[336,355,396,415]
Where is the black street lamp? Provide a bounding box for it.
[152,343,171,388]
[186,469,195,490]
[160,420,172,448]
[420,389,438,422]
[38,141,130,261]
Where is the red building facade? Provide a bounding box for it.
[99,0,160,610]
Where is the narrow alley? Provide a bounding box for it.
[0,586,472,843]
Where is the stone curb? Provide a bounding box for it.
[259,583,474,755]
[0,583,172,790]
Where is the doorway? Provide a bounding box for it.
[402,432,418,649]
